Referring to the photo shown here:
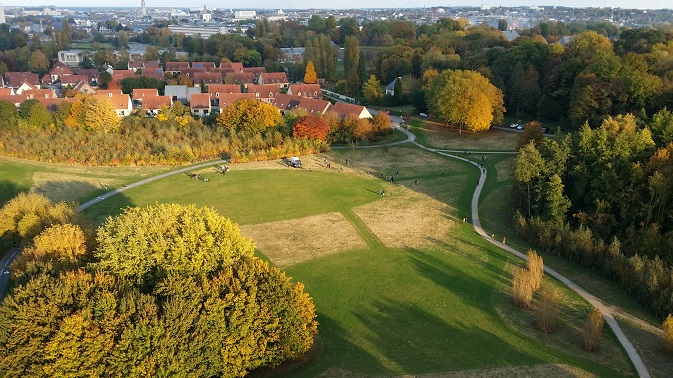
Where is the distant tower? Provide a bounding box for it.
[0,4,5,25]
[140,0,146,16]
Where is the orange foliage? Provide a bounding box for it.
[292,115,329,141]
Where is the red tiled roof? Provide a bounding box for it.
[5,72,40,87]
[271,93,302,111]
[259,72,288,84]
[226,72,256,84]
[246,84,280,99]
[288,84,322,99]
[208,84,241,97]
[165,61,190,71]
[189,93,211,109]
[217,93,256,107]
[331,102,370,118]
[132,88,159,100]
[194,72,222,84]
[142,96,172,110]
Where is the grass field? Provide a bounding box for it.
[0,141,658,376]
[73,149,635,376]
[409,120,520,152]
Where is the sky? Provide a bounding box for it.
[4,1,672,11]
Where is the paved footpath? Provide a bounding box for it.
[0,127,652,376]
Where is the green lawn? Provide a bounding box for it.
[1,146,642,376]
[409,120,520,152]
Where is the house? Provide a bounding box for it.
[57,50,85,67]
[112,70,136,84]
[219,62,243,73]
[330,102,372,119]
[60,75,89,87]
[165,61,190,75]
[246,84,280,104]
[279,47,305,63]
[71,80,96,95]
[0,93,28,107]
[15,81,37,95]
[142,69,166,81]
[385,77,401,96]
[189,93,211,116]
[180,68,207,79]
[5,72,40,89]
[95,89,123,96]
[208,84,242,107]
[37,97,77,111]
[193,72,222,87]
[165,85,201,103]
[216,93,256,109]
[271,93,302,112]
[141,95,172,115]
[296,97,332,115]
[258,72,288,88]
[225,72,256,87]
[501,30,519,42]
[558,36,572,46]
[210,67,236,76]
[0,88,15,96]
[76,69,100,85]
[287,84,322,99]
[49,62,73,82]
[191,61,216,70]
[23,89,58,99]
[40,74,53,86]
[242,67,265,77]
[94,92,133,117]
[132,88,159,104]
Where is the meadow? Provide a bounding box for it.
[0,127,650,376]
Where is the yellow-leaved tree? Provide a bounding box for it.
[64,95,120,132]
[304,60,318,84]
[428,69,504,133]
[216,98,282,136]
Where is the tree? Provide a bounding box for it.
[371,112,391,135]
[19,99,51,129]
[0,204,317,376]
[427,69,504,133]
[28,51,49,74]
[292,115,329,140]
[0,193,82,244]
[216,99,282,136]
[516,121,544,150]
[498,19,508,31]
[363,75,382,104]
[98,71,112,89]
[662,314,673,354]
[116,30,128,49]
[514,141,545,218]
[304,60,318,84]
[65,95,121,132]
[583,307,604,352]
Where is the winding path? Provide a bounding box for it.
[0,123,651,377]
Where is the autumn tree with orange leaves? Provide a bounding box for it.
[292,115,329,140]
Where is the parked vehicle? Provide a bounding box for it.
[516,124,524,130]
[419,113,428,117]
[509,123,518,128]
[287,157,301,168]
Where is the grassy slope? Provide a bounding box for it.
[3,147,636,376]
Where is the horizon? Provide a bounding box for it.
[4,1,673,11]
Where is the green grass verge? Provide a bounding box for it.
[408,120,520,152]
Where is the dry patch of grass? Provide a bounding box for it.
[353,185,454,249]
[330,146,471,179]
[317,364,593,378]
[617,316,673,378]
[493,158,513,183]
[416,123,519,151]
[32,173,120,203]
[240,212,366,267]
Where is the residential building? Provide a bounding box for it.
[258,72,289,88]
[193,72,222,87]
[331,102,372,119]
[287,84,322,99]
[142,96,172,115]
[189,93,211,116]
[246,84,280,104]
[94,92,133,117]
[165,61,190,75]
[165,85,201,103]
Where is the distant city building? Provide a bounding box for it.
[481,4,491,10]
[202,13,212,22]
[140,0,146,16]
[234,10,256,20]
[58,50,85,67]
[0,4,5,24]
[168,25,227,38]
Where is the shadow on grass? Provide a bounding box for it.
[0,180,25,206]
[256,314,385,377]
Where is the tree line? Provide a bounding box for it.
[512,111,673,318]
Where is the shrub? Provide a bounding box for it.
[662,314,673,354]
[583,307,604,352]
[527,250,544,292]
[535,286,560,333]
[512,266,534,308]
